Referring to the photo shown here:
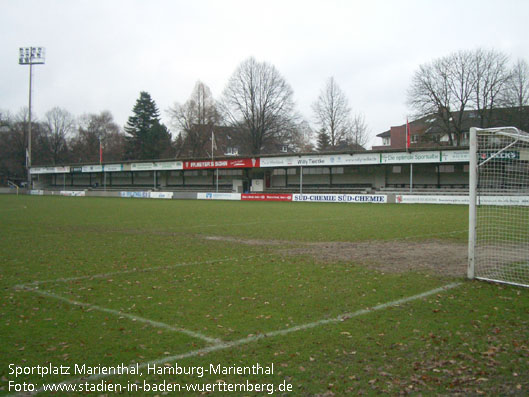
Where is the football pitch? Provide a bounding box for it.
[0,195,528,395]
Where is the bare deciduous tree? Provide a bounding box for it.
[472,49,511,127]
[312,77,350,147]
[408,50,477,145]
[221,57,295,155]
[349,112,369,148]
[312,77,368,150]
[70,111,123,163]
[168,81,221,158]
[43,107,75,164]
[407,49,525,145]
[505,59,529,108]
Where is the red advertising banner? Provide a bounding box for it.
[183,158,260,170]
[241,193,292,201]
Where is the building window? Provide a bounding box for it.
[439,165,455,173]
[411,135,419,144]
[281,145,288,153]
[302,167,330,175]
[392,166,401,173]
[219,169,243,176]
[225,147,238,156]
[382,137,390,146]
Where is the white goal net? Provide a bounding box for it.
[468,127,529,287]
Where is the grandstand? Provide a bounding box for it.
[27,148,471,196]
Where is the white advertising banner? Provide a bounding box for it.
[481,196,529,206]
[30,167,48,174]
[131,163,155,171]
[103,164,123,172]
[259,156,298,167]
[150,192,174,199]
[120,191,150,198]
[60,190,86,197]
[154,161,183,170]
[30,166,70,174]
[260,153,380,168]
[292,194,387,203]
[82,165,103,173]
[381,151,440,164]
[262,150,470,167]
[197,192,241,200]
[396,195,529,206]
[348,153,381,165]
[131,161,183,171]
[396,195,469,205]
[441,150,469,162]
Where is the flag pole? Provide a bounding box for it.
[212,130,218,193]
[407,118,413,193]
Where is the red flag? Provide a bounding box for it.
[406,118,411,150]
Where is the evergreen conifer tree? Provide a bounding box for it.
[124,92,172,159]
[316,130,331,151]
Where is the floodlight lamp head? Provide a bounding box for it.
[19,47,45,65]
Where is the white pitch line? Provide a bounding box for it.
[0,206,27,212]
[185,216,348,229]
[26,287,221,345]
[18,282,461,396]
[15,255,261,289]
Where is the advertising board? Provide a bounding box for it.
[292,194,387,203]
[184,158,259,170]
[120,191,150,198]
[60,190,86,197]
[396,195,529,206]
[150,192,174,199]
[241,193,292,201]
[197,192,241,200]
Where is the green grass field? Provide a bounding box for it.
[0,195,528,396]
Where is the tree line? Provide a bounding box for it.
[2,51,529,182]
[408,49,529,145]
[1,57,369,182]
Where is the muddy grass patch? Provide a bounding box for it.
[282,239,468,277]
[202,235,468,277]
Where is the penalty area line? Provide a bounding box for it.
[25,287,222,345]
[14,255,263,289]
[19,282,462,396]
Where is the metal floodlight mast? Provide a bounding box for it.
[19,46,45,189]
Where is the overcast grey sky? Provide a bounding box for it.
[2,0,529,147]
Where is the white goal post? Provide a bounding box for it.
[468,127,529,287]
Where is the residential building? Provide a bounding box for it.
[373,106,529,150]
